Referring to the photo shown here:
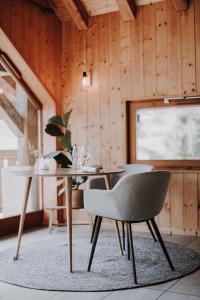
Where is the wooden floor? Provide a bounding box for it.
[0,225,200,300]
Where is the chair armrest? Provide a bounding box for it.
[84,189,120,220]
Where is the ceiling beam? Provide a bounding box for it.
[0,93,23,134]
[24,0,54,14]
[56,0,91,30]
[172,0,190,11]
[116,0,137,21]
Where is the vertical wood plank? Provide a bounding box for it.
[99,14,111,168]
[29,5,40,76]
[109,12,123,166]
[167,0,182,95]
[120,17,132,102]
[131,7,144,98]
[195,0,200,94]
[86,16,100,165]
[180,0,196,95]
[20,1,30,64]
[197,173,200,234]
[55,16,62,114]
[183,172,198,234]
[120,17,131,162]
[142,4,156,97]
[45,15,57,99]
[69,23,80,145]
[74,29,88,149]
[170,172,184,233]
[155,1,168,96]
[61,22,73,114]
[158,189,171,232]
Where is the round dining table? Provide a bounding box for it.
[12,167,124,272]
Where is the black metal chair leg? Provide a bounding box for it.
[88,216,102,271]
[126,223,130,260]
[150,218,175,271]
[146,220,157,242]
[127,223,137,284]
[122,221,126,251]
[90,215,98,243]
[115,220,123,255]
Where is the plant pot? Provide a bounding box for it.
[72,189,84,209]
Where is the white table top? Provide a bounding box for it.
[12,167,125,177]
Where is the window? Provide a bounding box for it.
[136,106,200,160]
[128,99,200,169]
[0,60,41,218]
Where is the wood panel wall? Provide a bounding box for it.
[61,0,200,234]
[61,0,200,167]
[0,0,61,106]
[157,172,200,235]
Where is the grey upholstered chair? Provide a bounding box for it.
[88,164,154,248]
[84,171,174,284]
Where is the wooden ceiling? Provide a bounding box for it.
[29,0,191,30]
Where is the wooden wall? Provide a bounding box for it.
[155,172,200,235]
[61,0,200,167]
[0,0,61,106]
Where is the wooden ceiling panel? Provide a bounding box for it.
[135,0,164,5]
[49,0,91,29]
[47,0,176,28]
[83,0,118,16]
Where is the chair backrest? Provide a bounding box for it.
[111,164,154,187]
[112,171,171,222]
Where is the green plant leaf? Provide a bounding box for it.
[63,109,72,128]
[45,124,64,136]
[54,153,72,166]
[48,115,64,126]
[60,130,71,150]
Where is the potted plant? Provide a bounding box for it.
[44,109,87,209]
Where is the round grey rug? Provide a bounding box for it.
[0,230,200,291]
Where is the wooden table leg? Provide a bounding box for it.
[104,174,123,255]
[65,177,72,272]
[104,174,112,190]
[14,176,32,260]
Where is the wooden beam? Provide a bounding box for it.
[0,63,6,72]
[0,51,42,110]
[0,71,9,77]
[61,0,90,30]
[0,93,23,134]
[0,77,16,103]
[172,0,190,11]
[24,0,54,14]
[116,0,137,21]
[2,76,16,90]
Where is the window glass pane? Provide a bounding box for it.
[136,106,200,160]
[0,61,40,218]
